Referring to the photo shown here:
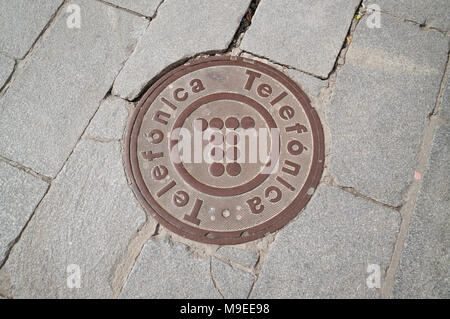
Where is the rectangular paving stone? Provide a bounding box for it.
[0,0,63,58]
[0,139,147,298]
[241,52,327,98]
[251,185,400,299]
[112,0,251,100]
[326,15,448,206]
[393,124,449,298]
[216,246,259,269]
[104,0,161,16]
[84,96,131,141]
[240,0,360,78]
[0,54,14,89]
[366,0,450,31]
[0,0,148,178]
[440,81,449,121]
[0,162,48,265]
[285,69,328,98]
[120,239,221,298]
[212,258,254,299]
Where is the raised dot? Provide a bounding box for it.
[210,163,225,177]
[241,116,255,129]
[226,132,239,145]
[210,132,223,145]
[211,147,224,161]
[236,215,242,221]
[225,117,239,129]
[222,209,231,218]
[226,163,241,176]
[194,118,208,131]
[226,147,239,161]
[210,118,224,129]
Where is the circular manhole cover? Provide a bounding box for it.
[125,56,324,244]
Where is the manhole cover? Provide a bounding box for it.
[125,56,324,244]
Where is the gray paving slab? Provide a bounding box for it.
[112,0,251,100]
[0,0,148,178]
[0,162,48,265]
[0,0,64,58]
[326,15,448,206]
[366,0,450,31]
[251,185,400,299]
[0,54,14,89]
[241,52,327,98]
[240,0,360,78]
[0,139,147,298]
[285,69,328,97]
[120,239,221,299]
[211,258,254,299]
[104,0,161,16]
[440,81,450,121]
[393,124,450,299]
[84,96,130,141]
[216,246,259,269]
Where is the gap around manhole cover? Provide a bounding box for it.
[124,56,324,245]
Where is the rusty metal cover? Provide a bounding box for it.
[124,56,324,245]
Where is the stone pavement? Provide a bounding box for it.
[0,0,448,299]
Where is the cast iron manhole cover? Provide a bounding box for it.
[125,56,324,244]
